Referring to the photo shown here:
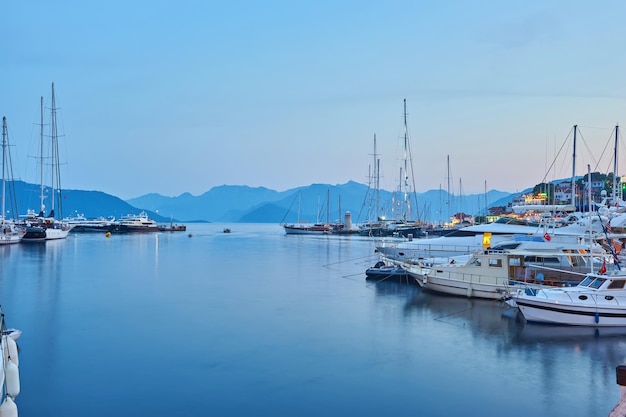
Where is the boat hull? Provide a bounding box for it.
[514,291,626,326]
[365,262,416,284]
[417,273,512,300]
[112,225,159,233]
[283,224,331,235]
[21,226,47,242]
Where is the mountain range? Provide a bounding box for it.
[5,180,521,224]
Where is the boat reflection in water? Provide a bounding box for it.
[368,279,626,416]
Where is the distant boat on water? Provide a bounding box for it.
[111,211,159,233]
[65,214,117,233]
[281,191,332,235]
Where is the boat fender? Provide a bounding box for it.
[4,360,19,398]
[423,275,428,284]
[0,396,17,417]
[2,335,18,366]
[467,286,473,298]
[0,355,4,394]
[595,312,600,324]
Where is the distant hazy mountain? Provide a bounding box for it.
[127,181,517,223]
[6,179,519,224]
[6,180,171,222]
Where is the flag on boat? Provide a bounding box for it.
[599,258,607,274]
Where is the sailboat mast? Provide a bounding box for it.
[50,82,58,219]
[1,117,6,222]
[571,125,577,208]
[614,125,619,202]
[39,96,44,216]
[403,99,409,220]
[372,133,380,220]
[446,155,451,224]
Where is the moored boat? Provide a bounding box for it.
[510,269,626,326]
[66,214,117,233]
[365,260,416,284]
[398,239,606,300]
[20,85,72,241]
[112,211,159,233]
[283,223,332,235]
[0,117,24,245]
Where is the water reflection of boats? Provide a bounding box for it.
[511,319,626,342]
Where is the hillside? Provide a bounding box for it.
[5,179,519,224]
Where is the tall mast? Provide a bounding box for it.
[50,82,58,218]
[403,98,409,220]
[39,96,44,217]
[571,125,577,208]
[484,180,488,219]
[446,155,451,223]
[614,125,619,202]
[1,117,6,222]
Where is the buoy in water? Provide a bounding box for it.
[105,232,111,238]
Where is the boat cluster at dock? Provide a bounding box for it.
[0,83,187,245]
[365,201,626,327]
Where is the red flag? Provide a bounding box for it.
[599,258,607,274]
[543,232,551,241]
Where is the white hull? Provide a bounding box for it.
[0,232,23,244]
[283,224,330,235]
[513,288,626,326]
[416,271,514,300]
[44,227,69,240]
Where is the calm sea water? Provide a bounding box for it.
[1,223,624,417]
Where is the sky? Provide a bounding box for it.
[4,1,626,200]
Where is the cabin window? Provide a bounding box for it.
[489,259,502,267]
[470,258,481,266]
[608,280,626,290]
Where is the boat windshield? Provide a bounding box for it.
[579,276,595,287]
[494,217,541,227]
[579,277,606,289]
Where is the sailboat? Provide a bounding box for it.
[281,191,332,235]
[0,117,24,244]
[21,83,71,241]
[360,99,422,238]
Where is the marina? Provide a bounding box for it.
[1,223,624,416]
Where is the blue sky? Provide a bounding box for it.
[4,1,626,199]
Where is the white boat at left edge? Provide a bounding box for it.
[0,307,21,415]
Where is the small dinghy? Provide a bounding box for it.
[365,260,416,284]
